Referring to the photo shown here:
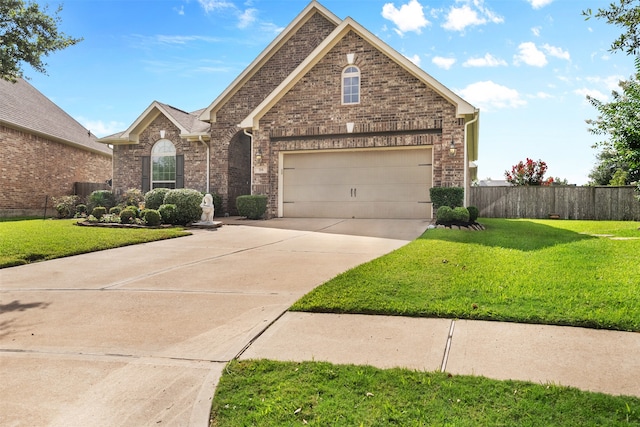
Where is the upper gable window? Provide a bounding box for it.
[151,139,176,189]
[342,66,360,105]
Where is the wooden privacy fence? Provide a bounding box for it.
[74,182,110,200]
[469,186,640,221]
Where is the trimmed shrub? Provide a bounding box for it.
[109,206,122,215]
[75,204,87,215]
[452,207,470,223]
[120,208,137,224]
[436,206,454,224]
[91,206,107,219]
[120,188,144,208]
[159,204,178,225]
[237,195,268,220]
[430,187,464,209]
[144,188,171,210]
[162,189,203,225]
[52,195,79,218]
[88,190,116,211]
[467,206,479,222]
[142,209,161,226]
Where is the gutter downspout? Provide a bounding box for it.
[243,129,254,195]
[463,110,479,207]
[199,136,210,194]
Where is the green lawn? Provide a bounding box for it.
[0,218,190,268]
[291,218,640,332]
[211,360,640,426]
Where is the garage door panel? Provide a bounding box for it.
[282,148,433,219]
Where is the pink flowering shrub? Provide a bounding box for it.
[505,158,554,186]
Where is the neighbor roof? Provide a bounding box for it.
[0,78,112,156]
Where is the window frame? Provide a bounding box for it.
[151,139,177,190]
[342,65,360,105]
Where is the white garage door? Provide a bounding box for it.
[282,148,432,219]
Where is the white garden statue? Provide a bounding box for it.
[199,193,215,224]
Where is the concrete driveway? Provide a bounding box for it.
[0,218,428,426]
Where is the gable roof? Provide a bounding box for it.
[98,101,210,145]
[0,78,112,156]
[197,0,341,123]
[240,17,478,131]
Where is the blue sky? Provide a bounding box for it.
[26,0,634,184]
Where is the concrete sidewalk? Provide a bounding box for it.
[240,312,640,398]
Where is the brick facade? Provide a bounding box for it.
[210,12,338,212]
[0,124,112,216]
[253,31,467,217]
[106,5,477,219]
[112,115,208,196]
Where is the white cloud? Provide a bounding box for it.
[574,88,608,102]
[542,43,570,61]
[531,91,553,99]
[531,26,541,37]
[238,8,257,29]
[405,54,421,66]
[586,74,625,92]
[197,0,235,13]
[527,0,554,9]
[442,0,503,32]
[463,53,507,67]
[382,0,430,35]
[514,42,547,67]
[458,81,527,111]
[175,5,185,16]
[77,117,126,138]
[432,56,456,70]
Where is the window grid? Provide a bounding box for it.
[342,66,360,105]
[151,139,176,189]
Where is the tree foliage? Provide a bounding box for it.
[505,158,553,186]
[0,0,82,82]
[588,149,631,185]
[583,0,640,55]
[586,59,640,183]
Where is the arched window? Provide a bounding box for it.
[151,139,176,189]
[342,65,360,104]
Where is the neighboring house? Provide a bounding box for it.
[0,78,112,217]
[100,1,479,219]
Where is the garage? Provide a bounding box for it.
[281,147,433,219]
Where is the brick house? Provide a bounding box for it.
[0,78,112,217]
[100,1,479,219]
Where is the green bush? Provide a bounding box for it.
[52,195,79,218]
[236,195,268,220]
[144,188,171,210]
[467,206,479,222]
[163,189,203,225]
[120,188,144,208]
[158,204,178,225]
[142,209,161,226]
[75,204,87,214]
[109,206,122,215]
[91,206,107,219]
[452,207,470,223]
[88,190,116,211]
[436,206,454,224]
[430,187,464,209]
[120,209,136,224]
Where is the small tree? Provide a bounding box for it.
[505,158,553,186]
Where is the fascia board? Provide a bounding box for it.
[198,1,342,123]
[121,102,191,143]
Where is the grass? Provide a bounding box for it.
[0,218,190,268]
[291,218,640,332]
[211,359,640,426]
